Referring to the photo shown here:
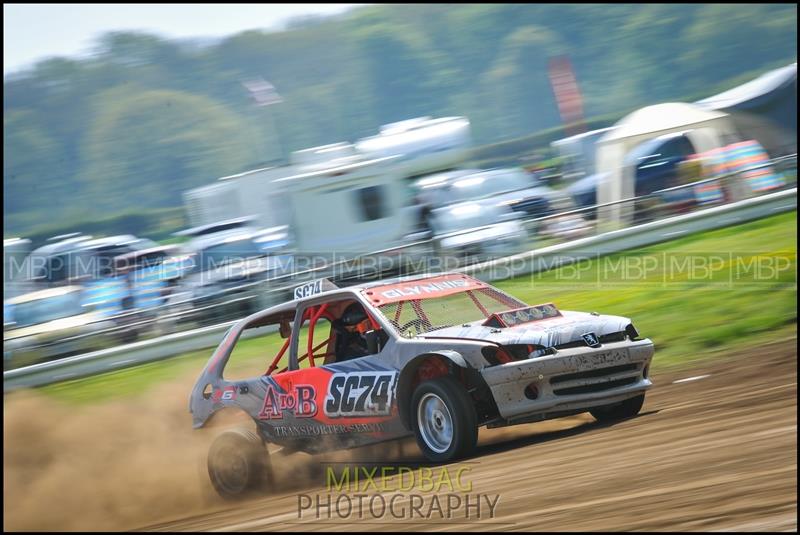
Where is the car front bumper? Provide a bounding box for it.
[480,339,654,421]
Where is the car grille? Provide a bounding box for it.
[554,331,627,350]
[550,363,640,396]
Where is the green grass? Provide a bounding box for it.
[497,211,797,368]
[42,211,797,404]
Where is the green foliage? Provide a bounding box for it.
[480,25,566,139]
[4,4,797,236]
[4,111,62,226]
[350,22,449,126]
[81,88,261,215]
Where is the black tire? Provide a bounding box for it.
[207,428,270,499]
[590,393,645,422]
[410,376,478,463]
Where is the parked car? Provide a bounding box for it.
[167,223,294,326]
[567,171,604,211]
[569,132,699,217]
[623,131,704,222]
[23,233,94,287]
[113,245,188,280]
[625,131,698,197]
[26,233,156,286]
[416,168,587,242]
[411,169,482,208]
[3,286,119,370]
[95,245,196,338]
[430,168,561,219]
[428,201,528,261]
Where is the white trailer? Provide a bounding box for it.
[182,116,474,254]
[183,166,293,230]
[272,155,415,254]
[356,116,471,178]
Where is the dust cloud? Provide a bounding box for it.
[4,378,220,531]
[3,376,412,531]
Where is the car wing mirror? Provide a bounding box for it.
[279,319,292,339]
[365,330,380,354]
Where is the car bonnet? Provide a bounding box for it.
[415,309,631,349]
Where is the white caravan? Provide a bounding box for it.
[183,116,473,255]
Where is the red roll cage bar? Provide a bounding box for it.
[264,299,381,376]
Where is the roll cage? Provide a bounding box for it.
[214,290,393,380]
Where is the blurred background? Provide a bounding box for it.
[3,5,798,532]
[3,3,797,370]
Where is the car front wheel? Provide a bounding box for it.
[411,376,478,463]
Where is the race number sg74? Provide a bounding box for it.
[324,371,397,418]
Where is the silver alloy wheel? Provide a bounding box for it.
[417,392,454,454]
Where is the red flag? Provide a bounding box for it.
[547,55,586,135]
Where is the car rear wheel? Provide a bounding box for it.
[208,428,270,499]
[411,376,478,463]
[590,393,645,422]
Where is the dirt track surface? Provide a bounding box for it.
[5,339,797,532]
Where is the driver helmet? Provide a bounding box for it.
[341,303,371,333]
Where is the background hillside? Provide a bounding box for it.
[4,3,797,236]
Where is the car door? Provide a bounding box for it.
[261,297,407,451]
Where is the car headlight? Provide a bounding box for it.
[625,323,640,340]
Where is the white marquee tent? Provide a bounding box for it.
[595,102,739,225]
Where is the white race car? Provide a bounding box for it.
[190,273,654,497]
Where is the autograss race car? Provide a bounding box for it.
[190,273,654,497]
